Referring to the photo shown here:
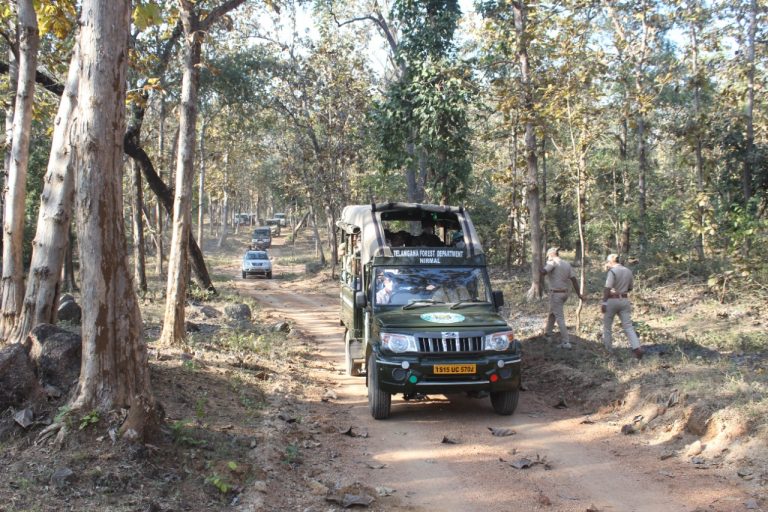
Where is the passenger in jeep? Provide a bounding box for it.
[376,272,398,304]
[414,219,444,247]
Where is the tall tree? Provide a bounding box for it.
[370,0,472,204]
[10,44,80,345]
[68,0,158,440]
[160,0,245,346]
[477,0,546,297]
[741,0,757,206]
[0,0,38,340]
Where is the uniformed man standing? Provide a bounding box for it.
[540,247,583,349]
[602,253,644,359]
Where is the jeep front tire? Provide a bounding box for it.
[367,353,391,419]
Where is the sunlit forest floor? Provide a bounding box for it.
[494,255,768,481]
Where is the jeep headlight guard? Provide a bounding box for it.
[381,332,418,353]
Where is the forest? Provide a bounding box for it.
[0,0,766,510]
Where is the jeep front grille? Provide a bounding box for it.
[418,335,483,353]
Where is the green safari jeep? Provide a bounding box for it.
[337,203,521,419]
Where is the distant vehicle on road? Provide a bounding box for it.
[234,213,256,226]
[266,218,282,237]
[251,227,271,249]
[274,212,288,227]
[242,250,272,279]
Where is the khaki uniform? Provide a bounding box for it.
[543,257,575,343]
[603,264,640,350]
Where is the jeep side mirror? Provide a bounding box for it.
[492,290,504,309]
[355,290,367,308]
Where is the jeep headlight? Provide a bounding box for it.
[381,333,417,353]
[484,331,513,351]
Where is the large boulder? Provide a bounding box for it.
[28,323,82,392]
[0,344,40,410]
[57,300,82,324]
[225,303,252,321]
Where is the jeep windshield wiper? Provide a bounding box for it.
[402,299,443,310]
[450,299,487,310]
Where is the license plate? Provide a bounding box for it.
[433,364,476,375]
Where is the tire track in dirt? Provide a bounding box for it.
[233,237,753,512]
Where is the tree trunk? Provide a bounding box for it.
[2,38,18,253]
[309,202,326,265]
[217,189,229,249]
[209,195,215,236]
[198,119,206,252]
[132,160,147,292]
[742,0,756,207]
[575,143,587,332]
[217,152,229,249]
[160,7,203,346]
[619,112,631,256]
[506,124,519,272]
[0,0,38,340]
[70,0,158,440]
[691,24,705,261]
[10,43,80,345]
[63,226,77,292]
[637,115,648,253]
[325,204,338,275]
[513,1,543,300]
[156,99,165,276]
[292,211,309,240]
[541,134,548,255]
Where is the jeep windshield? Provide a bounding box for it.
[373,267,491,307]
[252,228,270,237]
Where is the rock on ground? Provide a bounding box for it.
[57,300,82,324]
[0,343,40,410]
[225,303,252,321]
[28,323,82,392]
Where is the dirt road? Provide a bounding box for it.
[236,236,755,512]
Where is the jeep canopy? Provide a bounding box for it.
[337,203,483,266]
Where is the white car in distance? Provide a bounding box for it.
[242,250,272,279]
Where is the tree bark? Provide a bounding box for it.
[513,1,543,300]
[742,0,756,207]
[198,119,206,253]
[10,43,80,345]
[575,141,587,332]
[637,114,648,253]
[325,203,338,274]
[309,202,326,265]
[0,0,38,340]
[132,160,148,292]
[160,6,203,346]
[691,23,705,261]
[63,226,77,292]
[216,152,229,249]
[3,39,18,249]
[70,0,158,440]
[156,99,166,276]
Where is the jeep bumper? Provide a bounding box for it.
[373,352,521,395]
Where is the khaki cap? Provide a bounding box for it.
[546,247,559,256]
